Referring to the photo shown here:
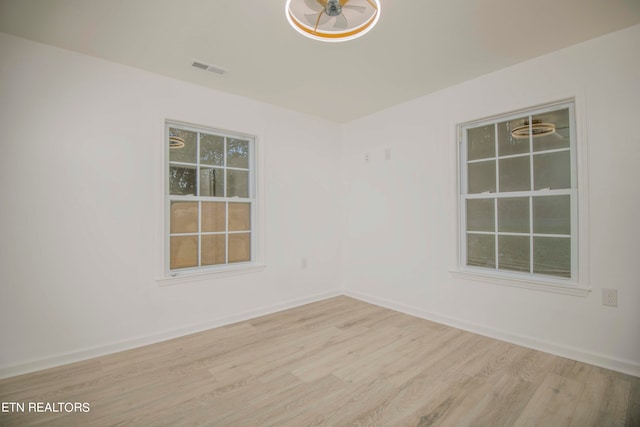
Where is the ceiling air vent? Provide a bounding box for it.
[191,61,226,75]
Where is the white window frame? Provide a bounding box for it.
[454,99,590,296]
[159,120,264,283]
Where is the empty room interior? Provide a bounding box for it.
[1,0,639,425]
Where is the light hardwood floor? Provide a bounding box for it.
[1,296,638,426]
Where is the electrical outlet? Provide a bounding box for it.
[301,258,308,269]
[602,288,617,307]
[364,152,370,163]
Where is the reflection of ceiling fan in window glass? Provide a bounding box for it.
[286,0,381,42]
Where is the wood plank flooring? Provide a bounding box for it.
[1,296,638,426]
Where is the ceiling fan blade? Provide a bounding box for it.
[343,5,366,12]
[305,12,330,27]
[333,13,348,29]
[553,126,570,140]
[304,0,324,12]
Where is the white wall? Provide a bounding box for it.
[341,25,640,375]
[0,33,342,376]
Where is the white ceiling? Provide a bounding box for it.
[1,0,639,123]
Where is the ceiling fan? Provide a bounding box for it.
[510,120,557,139]
[510,119,569,141]
[286,0,381,42]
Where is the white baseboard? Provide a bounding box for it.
[344,289,640,378]
[0,289,342,380]
[3,287,638,380]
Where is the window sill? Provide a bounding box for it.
[157,264,266,286]
[450,268,591,297]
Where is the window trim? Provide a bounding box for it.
[454,99,590,295]
[159,120,265,282]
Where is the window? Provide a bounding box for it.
[166,122,256,276]
[459,101,580,287]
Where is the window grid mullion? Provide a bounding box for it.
[169,232,199,237]
[198,201,202,267]
[225,202,229,264]
[529,196,534,274]
[534,233,571,238]
[468,148,571,164]
[529,116,534,274]
[494,123,499,271]
[224,137,229,264]
[197,132,202,267]
[494,196,499,270]
[168,161,197,167]
[467,230,495,235]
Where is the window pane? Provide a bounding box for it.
[467,234,495,268]
[534,151,570,190]
[170,201,198,234]
[467,124,495,161]
[200,168,224,197]
[169,166,197,196]
[468,160,496,194]
[227,138,250,169]
[227,169,249,198]
[169,128,197,163]
[229,203,251,231]
[499,156,530,192]
[498,117,530,156]
[202,202,225,232]
[170,235,198,269]
[466,199,494,232]
[229,233,251,263]
[498,197,529,233]
[533,195,570,235]
[202,234,226,266]
[200,134,224,166]
[534,237,570,278]
[532,109,570,152]
[498,235,530,273]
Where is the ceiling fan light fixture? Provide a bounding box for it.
[285,0,381,43]
[169,135,185,149]
[511,121,556,139]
